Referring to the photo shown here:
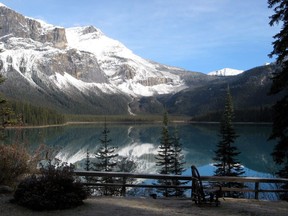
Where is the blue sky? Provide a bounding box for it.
[1,0,279,73]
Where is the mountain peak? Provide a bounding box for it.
[0,5,67,49]
[33,18,63,32]
[208,68,244,76]
[0,3,8,8]
[82,25,103,34]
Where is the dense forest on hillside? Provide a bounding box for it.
[9,100,66,126]
[191,107,274,122]
[9,99,274,125]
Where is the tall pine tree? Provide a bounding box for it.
[213,86,244,197]
[268,0,288,200]
[94,118,118,172]
[155,110,174,197]
[155,111,186,197]
[93,118,118,195]
[0,75,6,141]
[171,126,187,197]
[85,149,91,171]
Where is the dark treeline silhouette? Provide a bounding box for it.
[10,100,65,126]
[268,0,288,200]
[191,107,274,122]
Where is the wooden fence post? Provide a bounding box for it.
[121,177,127,197]
[254,182,259,199]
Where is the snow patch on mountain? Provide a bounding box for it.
[0,3,8,8]
[35,18,61,34]
[66,27,132,61]
[65,26,187,96]
[117,81,184,97]
[208,68,244,76]
[51,72,118,94]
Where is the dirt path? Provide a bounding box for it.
[1,195,287,216]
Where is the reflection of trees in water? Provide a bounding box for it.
[5,123,275,174]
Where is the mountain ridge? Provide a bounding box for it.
[208,68,244,76]
[0,4,279,119]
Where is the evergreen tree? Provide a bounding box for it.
[9,100,65,126]
[0,96,7,140]
[213,87,245,197]
[0,76,18,140]
[171,127,186,176]
[84,149,96,184]
[85,149,91,171]
[155,110,174,197]
[268,0,288,200]
[170,126,187,197]
[93,118,118,195]
[94,119,118,172]
[155,111,188,197]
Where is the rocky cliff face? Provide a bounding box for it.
[0,5,67,49]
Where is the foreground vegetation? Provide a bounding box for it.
[12,161,88,211]
[0,142,88,210]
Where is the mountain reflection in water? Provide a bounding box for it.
[5,123,277,176]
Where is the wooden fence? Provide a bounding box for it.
[74,171,288,199]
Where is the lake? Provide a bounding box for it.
[5,122,278,178]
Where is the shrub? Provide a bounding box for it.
[0,144,30,186]
[13,161,89,211]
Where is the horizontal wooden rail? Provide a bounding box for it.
[81,183,193,189]
[75,171,192,180]
[200,176,288,183]
[74,170,288,199]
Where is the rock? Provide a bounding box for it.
[138,77,173,86]
[0,5,67,49]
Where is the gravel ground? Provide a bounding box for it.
[0,195,287,216]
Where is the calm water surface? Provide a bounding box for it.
[5,123,278,177]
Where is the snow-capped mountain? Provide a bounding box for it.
[208,68,244,76]
[0,4,187,97]
[0,3,278,117]
[65,26,187,96]
[0,3,192,114]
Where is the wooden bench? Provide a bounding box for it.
[191,165,222,206]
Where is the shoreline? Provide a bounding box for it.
[5,120,273,129]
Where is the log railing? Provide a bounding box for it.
[74,171,288,199]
